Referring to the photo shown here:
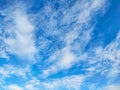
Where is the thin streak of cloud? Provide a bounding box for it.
[40,0,107,77]
[8,85,23,90]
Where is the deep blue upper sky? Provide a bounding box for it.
[0,0,120,90]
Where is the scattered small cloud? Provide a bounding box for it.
[0,0,119,90]
[97,84,120,90]
[8,84,23,90]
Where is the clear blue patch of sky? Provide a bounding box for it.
[4,75,26,87]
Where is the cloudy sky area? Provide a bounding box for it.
[0,0,120,90]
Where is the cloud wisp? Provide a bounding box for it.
[0,0,120,90]
[39,0,107,77]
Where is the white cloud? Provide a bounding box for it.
[8,85,23,90]
[42,46,76,77]
[2,6,37,61]
[1,0,119,90]
[0,65,29,79]
[103,32,120,78]
[0,49,8,59]
[84,31,120,81]
[41,0,107,77]
[97,85,120,90]
[25,78,40,90]
[0,39,8,59]
[0,74,86,90]
[42,75,85,90]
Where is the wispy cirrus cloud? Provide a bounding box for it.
[1,74,85,90]
[40,0,107,77]
[1,0,120,90]
[41,75,85,90]
[0,64,29,79]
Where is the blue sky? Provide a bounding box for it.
[0,0,120,90]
